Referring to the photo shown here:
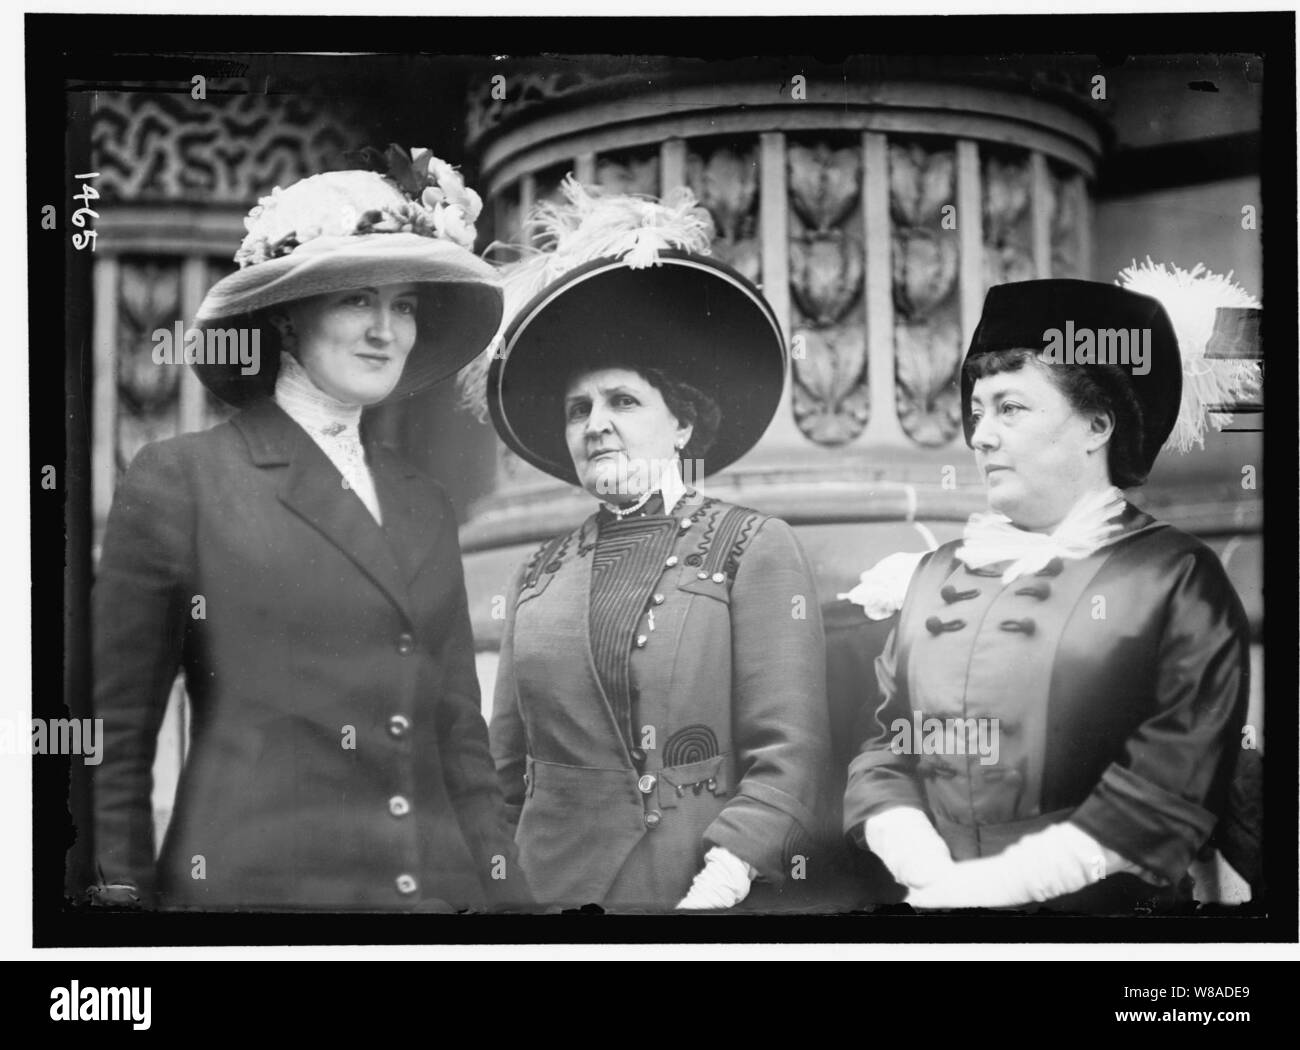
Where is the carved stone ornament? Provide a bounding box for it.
[687,143,760,283]
[92,91,367,203]
[982,153,1031,235]
[1050,169,1082,277]
[792,325,870,446]
[984,241,1036,287]
[982,152,1034,285]
[117,260,182,414]
[894,319,963,447]
[467,68,617,143]
[788,143,861,233]
[892,228,958,319]
[596,153,661,197]
[889,142,954,228]
[115,259,184,467]
[790,232,863,327]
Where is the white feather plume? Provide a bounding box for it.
[1115,257,1261,453]
[457,175,715,422]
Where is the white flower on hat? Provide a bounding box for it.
[432,204,478,251]
[423,154,484,222]
[413,149,482,250]
[236,170,407,269]
[233,148,484,267]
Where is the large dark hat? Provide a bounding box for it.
[961,278,1183,477]
[192,149,503,407]
[474,179,787,486]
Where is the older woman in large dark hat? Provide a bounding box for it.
[477,178,830,911]
[91,148,528,910]
[842,275,1254,913]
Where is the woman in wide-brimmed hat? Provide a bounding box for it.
[474,178,831,912]
[91,148,529,911]
[842,272,1256,913]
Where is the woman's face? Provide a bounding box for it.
[968,358,1112,529]
[279,283,419,406]
[564,367,693,501]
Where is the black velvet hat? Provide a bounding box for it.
[961,279,1183,477]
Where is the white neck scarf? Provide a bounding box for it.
[274,352,383,525]
[955,485,1127,584]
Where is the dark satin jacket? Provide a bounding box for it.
[843,504,1250,894]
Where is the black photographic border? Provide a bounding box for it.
[29,8,1297,948]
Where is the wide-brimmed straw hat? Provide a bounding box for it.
[467,177,786,486]
[193,148,503,406]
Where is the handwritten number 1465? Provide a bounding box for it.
[72,172,99,252]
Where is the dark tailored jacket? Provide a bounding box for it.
[843,505,1250,908]
[490,494,831,911]
[93,398,526,910]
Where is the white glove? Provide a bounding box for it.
[905,821,1130,909]
[675,847,757,910]
[863,806,955,889]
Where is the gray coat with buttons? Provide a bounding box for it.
[490,494,830,911]
[93,398,526,910]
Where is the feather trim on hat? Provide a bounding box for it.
[1116,258,1261,453]
[458,175,715,421]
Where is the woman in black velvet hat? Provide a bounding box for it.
[842,278,1252,913]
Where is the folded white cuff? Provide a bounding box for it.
[864,806,955,889]
[905,821,1119,909]
[675,846,756,910]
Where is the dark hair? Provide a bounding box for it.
[566,363,722,462]
[962,348,1149,488]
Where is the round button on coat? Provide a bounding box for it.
[644,810,662,829]
[637,774,657,794]
[389,795,411,817]
[387,714,411,738]
[665,555,679,568]
[711,572,726,584]
[395,874,418,895]
[396,633,414,655]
